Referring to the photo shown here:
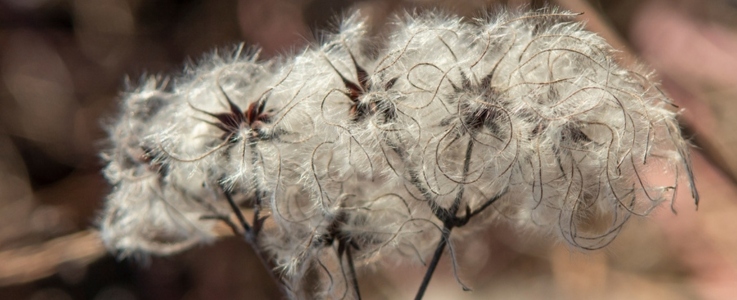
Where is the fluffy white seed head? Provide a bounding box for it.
[99,7,697,297]
[100,77,224,258]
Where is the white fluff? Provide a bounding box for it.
[99,7,698,299]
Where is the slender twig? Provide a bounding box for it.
[450,138,473,216]
[468,189,507,219]
[346,245,362,300]
[414,227,450,300]
[221,188,285,295]
[414,187,507,300]
[223,189,251,234]
[415,137,474,299]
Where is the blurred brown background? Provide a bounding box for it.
[0,0,736,299]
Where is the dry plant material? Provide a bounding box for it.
[99,7,698,300]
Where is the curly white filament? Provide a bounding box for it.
[99,7,698,299]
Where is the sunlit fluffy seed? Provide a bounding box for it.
[99,7,698,298]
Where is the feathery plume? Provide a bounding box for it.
[99,7,698,299]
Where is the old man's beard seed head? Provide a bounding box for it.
[99,7,698,298]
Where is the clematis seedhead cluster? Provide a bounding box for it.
[99,7,698,299]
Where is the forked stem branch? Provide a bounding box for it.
[414,226,451,300]
[222,188,285,296]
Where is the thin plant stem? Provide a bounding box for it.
[223,189,251,234]
[222,189,286,296]
[416,137,474,300]
[346,245,362,300]
[414,227,451,300]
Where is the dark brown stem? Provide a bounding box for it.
[414,227,451,300]
[416,137,475,299]
[222,189,285,296]
[346,245,362,300]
